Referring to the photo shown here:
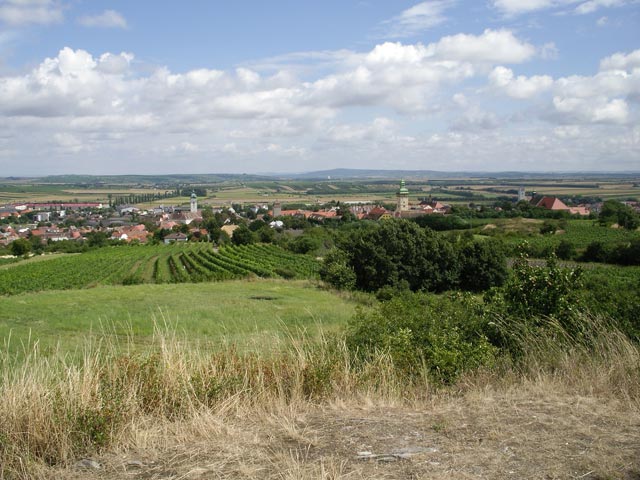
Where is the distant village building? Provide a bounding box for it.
[190,191,198,213]
[273,201,282,218]
[530,195,590,216]
[393,180,450,218]
[518,186,526,202]
[220,224,239,238]
[164,232,188,244]
[396,180,410,212]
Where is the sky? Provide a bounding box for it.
[0,0,639,175]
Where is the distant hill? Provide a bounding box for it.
[3,173,272,186]
[273,168,640,181]
[1,170,638,185]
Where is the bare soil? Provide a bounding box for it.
[59,387,639,480]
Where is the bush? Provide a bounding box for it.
[555,239,576,260]
[458,240,508,292]
[319,249,356,290]
[346,292,497,384]
[484,253,586,352]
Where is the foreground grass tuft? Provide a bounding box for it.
[0,314,639,479]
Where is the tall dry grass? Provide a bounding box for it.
[1,314,638,479]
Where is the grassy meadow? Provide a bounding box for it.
[0,280,357,357]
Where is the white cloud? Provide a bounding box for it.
[78,10,127,29]
[0,40,637,174]
[382,1,455,38]
[428,29,536,64]
[53,132,86,153]
[0,0,63,26]
[491,0,633,15]
[489,66,553,98]
[97,52,134,75]
[492,0,571,16]
[553,96,629,123]
[574,0,626,14]
[600,49,640,71]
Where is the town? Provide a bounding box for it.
[3,178,628,252]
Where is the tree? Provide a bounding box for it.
[338,219,459,292]
[319,249,356,290]
[11,238,31,257]
[86,231,108,247]
[599,200,640,230]
[555,239,576,260]
[231,224,255,246]
[458,240,508,292]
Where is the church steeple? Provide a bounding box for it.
[190,191,197,213]
[396,179,409,212]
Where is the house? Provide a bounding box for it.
[171,211,202,225]
[117,205,140,215]
[308,209,340,222]
[220,224,239,238]
[531,196,590,216]
[532,196,570,211]
[111,224,151,243]
[420,200,451,215]
[164,232,188,244]
[365,206,392,221]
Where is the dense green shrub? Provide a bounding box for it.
[490,254,583,324]
[458,240,508,291]
[346,292,497,384]
[599,200,640,230]
[581,270,640,341]
[328,219,507,293]
[555,239,576,260]
[319,249,356,290]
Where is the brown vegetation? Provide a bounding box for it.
[1,320,639,479]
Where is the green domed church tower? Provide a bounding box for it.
[396,179,409,212]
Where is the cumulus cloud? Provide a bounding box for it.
[489,66,553,98]
[487,47,639,127]
[382,1,455,38]
[78,10,127,29]
[600,49,640,71]
[0,38,637,174]
[0,0,63,26]
[428,29,536,64]
[553,96,629,123]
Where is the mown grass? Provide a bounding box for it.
[0,280,358,357]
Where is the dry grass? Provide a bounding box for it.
[1,318,639,480]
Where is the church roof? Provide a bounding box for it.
[397,179,409,195]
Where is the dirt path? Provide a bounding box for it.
[60,388,640,480]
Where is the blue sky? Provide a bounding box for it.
[0,0,638,175]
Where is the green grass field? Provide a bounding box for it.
[0,280,359,357]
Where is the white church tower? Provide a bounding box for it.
[190,191,197,213]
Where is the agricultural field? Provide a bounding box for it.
[2,174,638,211]
[474,218,640,253]
[0,243,320,295]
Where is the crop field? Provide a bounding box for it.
[492,219,640,252]
[0,243,320,295]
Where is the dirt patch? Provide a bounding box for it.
[58,389,640,479]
